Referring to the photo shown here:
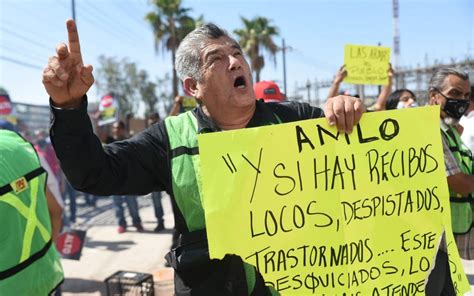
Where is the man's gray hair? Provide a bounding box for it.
[428,67,469,91]
[176,23,233,82]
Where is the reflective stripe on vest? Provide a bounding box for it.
[2,177,50,258]
[165,111,204,232]
[443,126,474,198]
[164,111,257,294]
[0,130,63,295]
[442,126,474,234]
[164,110,283,231]
[0,170,52,278]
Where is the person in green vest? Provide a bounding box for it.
[42,19,364,295]
[425,68,473,295]
[0,129,64,295]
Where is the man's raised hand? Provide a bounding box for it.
[42,19,94,108]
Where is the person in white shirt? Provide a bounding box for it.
[460,86,474,154]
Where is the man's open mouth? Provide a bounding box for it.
[234,76,246,89]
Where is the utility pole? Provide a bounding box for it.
[306,80,311,103]
[72,0,76,21]
[377,42,382,95]
[313,78,319,106]
[393,0,400,88]
[282,39,288,95]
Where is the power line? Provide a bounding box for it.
[291,49,339,72]
[0,55,43,70]
[0,27,51,51]
[74,3,135,44]
[136,0,151,9]
[9,1,66,35]
[0,43,44,63]
[0,19,59,45]
[54,0,70,11]
[115,1,152,32]
[80,0,145,44]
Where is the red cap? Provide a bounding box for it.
[253,81,284,102]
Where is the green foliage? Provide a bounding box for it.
[95,55,159,118]
[145,0,203,97]
[156,73,174,114]
[234,16,280,82]
[0,87,9,96]
[138,71,160,116]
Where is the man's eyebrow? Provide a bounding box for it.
[204,49,221,61]
[203,43,242,61]
[447,87,463,94]
[231,44,242,51]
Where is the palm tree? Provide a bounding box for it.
[145,0,199,97]
[234,16,280,82]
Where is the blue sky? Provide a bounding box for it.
[0,0,472,109]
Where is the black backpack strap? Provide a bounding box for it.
[0,167,45,196]
[0,239,52,280]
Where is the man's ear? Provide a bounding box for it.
[428,89,438,105]
[183,77,198,97]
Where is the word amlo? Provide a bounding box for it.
[295,118,399,153]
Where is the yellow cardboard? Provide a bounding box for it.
[198,106,470,295]
[344,44,391,85]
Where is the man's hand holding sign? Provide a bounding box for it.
[199,106,470,295]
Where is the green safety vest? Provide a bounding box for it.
[0,130,64,295]
[165,111,258,295]
[442,126,474,234]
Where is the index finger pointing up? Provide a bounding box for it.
[66,19,83,63]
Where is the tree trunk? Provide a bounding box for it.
[255,70,260,83]
[169,16,179,98]
[171,48,178,98]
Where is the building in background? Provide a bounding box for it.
[12,102,50,133]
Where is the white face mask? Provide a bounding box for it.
[396,100,418,109]
[396,101,405,109]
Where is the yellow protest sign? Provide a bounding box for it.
[198,106,470,295]
[344,44,391,85]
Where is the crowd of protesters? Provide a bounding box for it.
[1,18,473,295]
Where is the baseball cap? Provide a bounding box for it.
[254,81,284,102]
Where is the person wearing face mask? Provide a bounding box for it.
[385,89,418,110]
[424,68,473,295]
[431,70,474,248]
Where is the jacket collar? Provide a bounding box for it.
[192,99,278,133]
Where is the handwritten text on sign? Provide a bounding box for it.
[344,44,391,85]
[198,106,469,295]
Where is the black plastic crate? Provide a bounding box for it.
[105,270,155,296]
